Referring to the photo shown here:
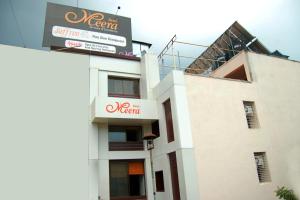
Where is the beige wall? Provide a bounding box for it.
[211,51,252,81]
[185,52,300,200]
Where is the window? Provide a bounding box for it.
[168,152,181,200]
[110,160,146,199]
[254,152,271,183]
[243,101,259,128]
[155,171,165,192]
[108,76,140,98]
[108,126,144,151]
[151,120,160,137]
[163,99,175,143]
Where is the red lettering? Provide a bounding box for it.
[105,102,141,115]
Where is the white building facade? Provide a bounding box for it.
[85,48,300,200]
[88,52,199,200]
[1,44,299,200]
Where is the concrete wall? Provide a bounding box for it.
[185,52,300,200]
[0,45,89,200]
[211,51,252,81]
[153,70,199,200]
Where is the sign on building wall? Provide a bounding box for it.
[92,97,159,122]
[105,102,141,115]
[43,3,133,56]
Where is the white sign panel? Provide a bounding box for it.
[92,97,158,121]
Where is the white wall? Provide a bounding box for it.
[185,52,300,200]
[89,53,160,200]
[153,70,199,200]
[90,55,141,75]
[0,45,89,200]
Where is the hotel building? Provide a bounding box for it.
[0,8,299,200]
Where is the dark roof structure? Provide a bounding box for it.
[270,50,289,59]
[185,21,270,74]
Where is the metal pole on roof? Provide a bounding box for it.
[177,51,181,69]
[158,35,177,60]
[228,30,235,56]
[172,43,176,70]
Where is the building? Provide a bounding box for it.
[186,50,300,200]
[0,7,299,200]
[1,41,300,200]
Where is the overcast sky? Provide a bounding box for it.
[0,0,299,64]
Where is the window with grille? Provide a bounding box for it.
[254,152,271,183]
[243,101,259,128]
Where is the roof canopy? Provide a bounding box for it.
[186,21,270,74]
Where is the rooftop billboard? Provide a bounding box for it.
[43,3,133,57]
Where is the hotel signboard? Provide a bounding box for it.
[91,97,158,122]
[43,3,133,56]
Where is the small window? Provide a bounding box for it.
[168,152,181,200]
[108,126,144,151]
[254,152,271,183]
[108,76,140,98]
[163,99,175,143]
[151,120,160,137]
[155,171,165,192]
[243,101,259,128]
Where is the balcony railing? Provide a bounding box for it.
[109,141,144,151]
[108,93,141,99]
[110,196,147,200]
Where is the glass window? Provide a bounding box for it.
[109,131,126,142]
[110,161,129,197]
[108,126,144,151]
[108,76,140,98]
[110,160,146,198]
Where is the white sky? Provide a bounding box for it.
[0,0,299,61]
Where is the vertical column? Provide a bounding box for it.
[171,71,199,199]
[89,160,99,200]
[140,53,160,99]
[90,68,99,103]
[176,150,199,200]
[89,68,99,200]
[98,159,110,200]
[98,71,108,98]
[171,71,193,149]
[89,68,99,159]
[145,157,154,200]
[98,124,110,200]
